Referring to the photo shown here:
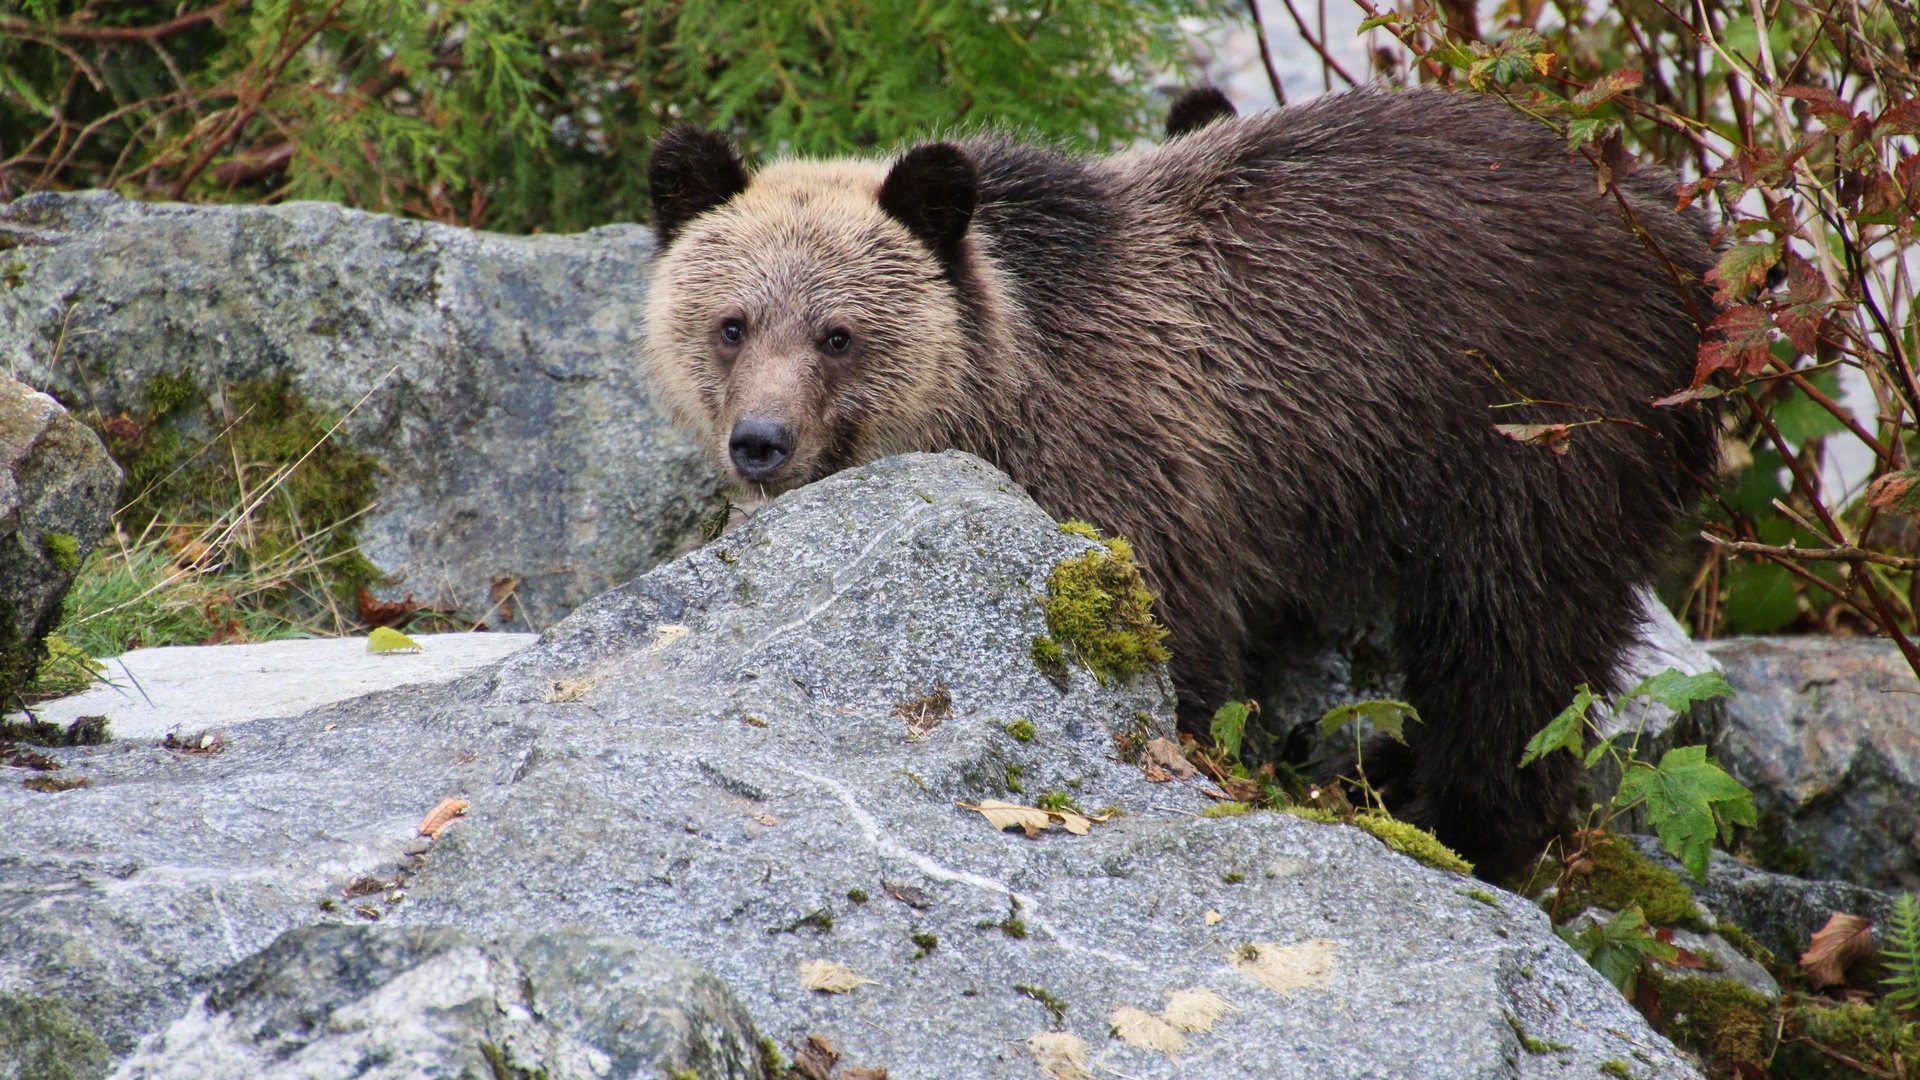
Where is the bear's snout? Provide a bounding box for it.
[728,417,796,481]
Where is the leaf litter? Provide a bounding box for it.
[957,799,1107,838]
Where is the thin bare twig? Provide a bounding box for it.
[1245,0,1289,105]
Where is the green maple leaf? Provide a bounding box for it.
[1520,686,1595,767]
[1616,745,1756,882]
[1211,700,1251,761]
[1619,669,1735,715]
[1318,700,1421,743]
[1558,905,1678,994]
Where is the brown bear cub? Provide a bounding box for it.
[643,88,1718,880]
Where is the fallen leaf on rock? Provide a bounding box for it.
[1231,939,1337,996]
[367,626,421,654]
[1162,987,1236,1032]
[1111,1005,1186,1055]
[841,1070,888,1080]
[1026,1032,1092,1080]
[342,876,387,898]
[957,800,1110,839]
[893,685,952,740]
[960,800,1055,838]
[417,798,469,839]
[752,812,780,826]
[1142,737,1197,780]
[791,1033,838,1080]
[798,959,876,994]
[1204,910,1224,926]
[1801,912,1874,988]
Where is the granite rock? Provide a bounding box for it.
[0,190,719,629]
[0,452,1699,1079]
[110,926,763,1080]
[1705,636,1920,891]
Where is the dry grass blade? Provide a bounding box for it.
[1025,1032,1092,1080]
[1231,939,1338,996]
[1110,1005,1187,1055]
[797,959,876,994]
[416,797,469,839]
[1800,912,1874,988]
[1161,987,1236,1032]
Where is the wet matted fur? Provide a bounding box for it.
[643,87,1719,880]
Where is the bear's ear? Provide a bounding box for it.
[878,143,978,273]
[1165,86,1237,138]
[649,125,749,248]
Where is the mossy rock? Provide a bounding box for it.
[1031,522,1170,683]
[1645,969,1773,1079]
[0,992,111,1080]
[1507,833,1707,931]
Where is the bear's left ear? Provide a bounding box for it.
[879,143,978,274]
[649,125,749,248]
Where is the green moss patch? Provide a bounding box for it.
[1510,833,1706,930]
[1032,524,1170,683]
[38,533,79,575]
[1648,970,1772,1077]
[1278,805,1474,874]
[0,992,111,1080]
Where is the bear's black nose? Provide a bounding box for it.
[729,418,795,480]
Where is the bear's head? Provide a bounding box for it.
[643,126,983,493]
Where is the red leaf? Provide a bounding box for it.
[1692,305,1775,386]
[1783,84,1854,127]
[1676,176,1716,211]
[1877,98,1920,137]
[1706,242,1781,305]
[1771,253,1827,355]
[1866,470,1920,515]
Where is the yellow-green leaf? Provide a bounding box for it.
[367,626,422,654]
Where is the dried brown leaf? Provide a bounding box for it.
[1204,909,1224,926]
[1026,1032,1092,1080]
[1231,939,1338,996]
[1056,810,1092,835]
[791,1033,838,1080]
[1142,737,1197,780]
[958,799,1056,838]
[841,1069,889,1080]
[417,797,469,839]
[1111,1006,1187,1055]
[1800,912,1874,988]
[798,959,876,994]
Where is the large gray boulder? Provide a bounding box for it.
[0,191,719,629]
[1705,636,1920,891]
[0,372,120,706]
[0,451,1697,1079]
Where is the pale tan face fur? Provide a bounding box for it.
[643,159,971,492]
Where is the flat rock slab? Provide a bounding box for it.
[0,452,1696,1079]
[10,632,536,740]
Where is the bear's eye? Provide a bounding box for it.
[823,329,852,354]
[719,319,746,345]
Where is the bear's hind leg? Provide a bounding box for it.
[1386,553,1641,882]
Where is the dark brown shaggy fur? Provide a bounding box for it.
[644,88,1718,880]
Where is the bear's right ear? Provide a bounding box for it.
[879,143,978,275]
[1165,86,1237,138]
[648,125,749,248]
